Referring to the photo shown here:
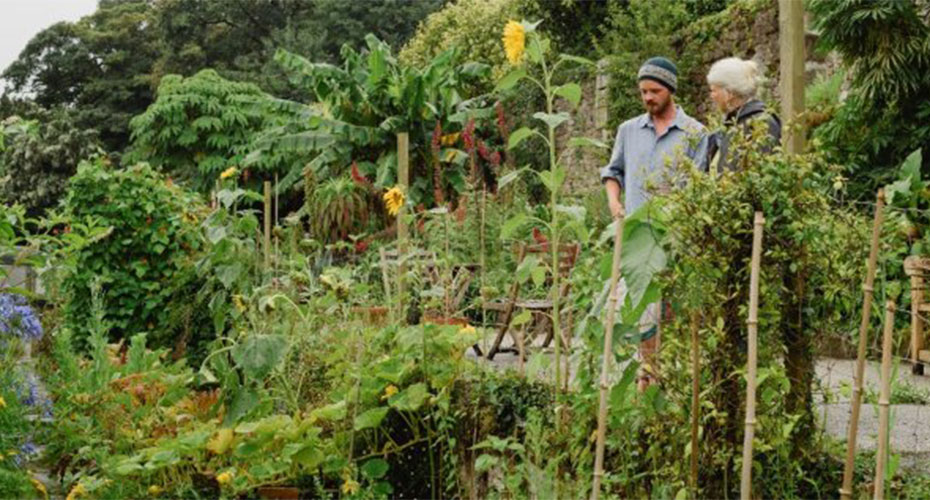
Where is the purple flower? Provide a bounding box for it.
[0,293,42,341]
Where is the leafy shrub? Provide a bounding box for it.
[0,111,101,216]
[127,69,279,192]
[60,159,205,348]
[399,0,520,83]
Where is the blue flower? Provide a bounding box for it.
[0,293,42,341]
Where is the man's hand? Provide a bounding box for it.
[604,178,623,219]
[608,198,623,219]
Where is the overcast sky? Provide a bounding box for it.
[0,0,97,75]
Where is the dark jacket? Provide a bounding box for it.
[706,99,781,173]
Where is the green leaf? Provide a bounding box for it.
[533,112,570,130]
[621,223,667,311]
[511,309,532,327]
[389,383,429,412]
[361,458,390,480]
[232,335,289,380]
[498,168,524,189]
[475,454,499,473]
[537,167,566,193]
[500,213,528,240]
[508,127,535,150]
[569,137,610,150]
[555,204,585,222]
[495,68,527,92]
[294,445,324,469]
[354,407,390,430]
[531,266,546,287]
[310,400,347,422]
[553,83,582,106]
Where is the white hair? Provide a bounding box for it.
[706,57,761,99]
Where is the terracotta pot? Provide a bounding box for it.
[257,486,300,500]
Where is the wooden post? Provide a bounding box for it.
[397,133,409,318]
[263,180,272,268]
[689,311,701,497]
[740,212,765,500]
[841,189,885,499]
[779,0,806,154]
[874,301,896,500]
[910,269,925,374]
[591,212,625,500]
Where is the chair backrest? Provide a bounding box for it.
[516,242,581,280]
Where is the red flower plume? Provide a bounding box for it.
[351,162,368,186]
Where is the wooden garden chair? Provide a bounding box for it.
[482,242,580,360]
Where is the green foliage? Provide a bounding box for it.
[2,0,159,150]
[656,139,867,497]
[400,0,520,84]
[60,159,205,348]
[810,0,930,199]
[0,112,101,216]
[127,69,278,192]
[306,176,380,244]
[264,35,492,207]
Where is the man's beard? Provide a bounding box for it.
[645,97,671,116]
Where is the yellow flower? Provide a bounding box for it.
[66,483,87,500]
[0,396,6,408]
[440,132,460,146]
[216,471,234,486]
[459,325,476,336]
[341,478,360,495]
[31,478,48,499]
[219,167,238,180]
[502,21,526,65]
[382,384,399,400]
[148,485,163,496]
[383,186,405,216]
[232,295,246,313]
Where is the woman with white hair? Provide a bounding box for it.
[705,57,781,172]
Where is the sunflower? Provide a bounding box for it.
[341,478,361,495]
[502,21,526,65]
[383,186,405,216]
[219,167,238,180]
[382,384,399,400]
[216,471,234,486]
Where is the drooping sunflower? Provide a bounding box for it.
[383,186,405,216]
[219,166,238,180]
[502,21,526,65]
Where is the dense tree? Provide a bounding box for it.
[810,0,930,197]
[0,111,102,216]
[2,0,158,151]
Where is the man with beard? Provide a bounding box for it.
[600,56,708,390]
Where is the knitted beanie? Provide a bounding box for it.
[638,57,678,93]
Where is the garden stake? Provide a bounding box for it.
[874,300,895,500]
[397,133,409,320]
[591,209,625,500]
[689,310,700,497]
[740,211,764,500]
[263,180,272,269]
[840,188,885,500]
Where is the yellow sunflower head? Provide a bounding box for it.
[383,186,405,216]
[382,384,399,400]
[219,167,238,180]
[341,478,361,495]
[502,21,526,65]
[216,471,234,486]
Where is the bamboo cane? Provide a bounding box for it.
[689,311,700,497]
[740,212,765,500]
[263,180,272,269]
[840,189,885,500]
[590,209,625,500]
[874,301,895,500]
[397,133,409,319]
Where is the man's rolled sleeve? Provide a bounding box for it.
[600,125,625,185]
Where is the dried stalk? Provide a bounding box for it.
[740,212,765,500]
[263,180,272,269]
[840,189,885,499]
[690,311,700,496]
[590,210,625,500]
[874,301,895,500]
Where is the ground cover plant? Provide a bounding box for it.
[4,1,930,499]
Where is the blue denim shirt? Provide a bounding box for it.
[600,106,708,214]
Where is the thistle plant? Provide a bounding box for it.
[496,21,603,392]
